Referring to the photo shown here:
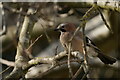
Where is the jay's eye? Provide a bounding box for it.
[60,28,66,32]
[61,25,65,28]
[60,23,66,28]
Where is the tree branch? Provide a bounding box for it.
[58,1,120,13]
[4,4,38,80]
[0,58,15,67]
[0,2,7,36]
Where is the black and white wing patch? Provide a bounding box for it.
[85,36,116,64]
[86,36,101,53]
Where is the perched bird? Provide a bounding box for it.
[54,22,116,64]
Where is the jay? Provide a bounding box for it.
[55,22,116,64]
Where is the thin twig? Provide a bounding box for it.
[68,43,73,78]
[82,23,88,65]
[54,46,58,55]
[41,24,51,43]
[25,35,43,59]
[69,4,96,79]
[69,4,96,43]
[81,4,96,21]
[71,62,83,80]
[82,22,90,79]
[69,26,82,42]
[81,68,89,80]
[26,35,43,52]
[0,66,11,75]
[79,4,97,79]
[97,6,113,34]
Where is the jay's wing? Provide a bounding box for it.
[86,37,101,52]
[85,36,116,64]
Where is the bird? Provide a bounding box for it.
[54,22,116,64]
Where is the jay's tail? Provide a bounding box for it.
[97,52,116,64]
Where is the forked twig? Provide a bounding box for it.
[70,4,96,79]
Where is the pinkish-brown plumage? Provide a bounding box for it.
[55,23,116,64]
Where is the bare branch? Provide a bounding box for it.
[27,51,118,78]
[28,51,67,65]
[15,7,24,41]
[5,4,38,79]
[0,58,15,67]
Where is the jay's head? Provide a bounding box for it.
[54,23,76,32]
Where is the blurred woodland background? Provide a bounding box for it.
[0,1,120,80]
